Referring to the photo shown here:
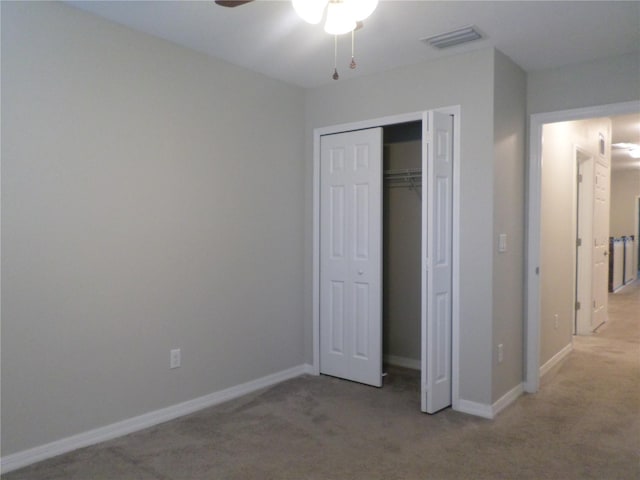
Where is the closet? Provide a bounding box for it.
[383,121,422,371]
[317,110,453,413]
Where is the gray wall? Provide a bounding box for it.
[539,121,581,367]
[527,52,640,115]
[304,49,497,406]
[491,51,526,401]
[383,140,421,363]
[1,1,305,455]
[610,169,640,237]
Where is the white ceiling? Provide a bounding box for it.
[67,0,639,89]
[66,0,640,168]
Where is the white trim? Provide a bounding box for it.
[384,355,421,370]
[573,146,595,335]
[635,195,640,282]
[539,342,573,378]
[491,383,524,417]
[525,115,543,393]
[456,399,494,419]
[442,105,462,411]
[312,129,321,375]
[312,107,461,412]
[525,100,640,394]
[571,146,579,335]
[0,364,313,474]
[421,112,429,412]
[457,383,524,420]
[314,111,426,138]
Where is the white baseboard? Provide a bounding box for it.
[1,363,313,474]
[455,399,494,419]
[455,382,523,420]
[539,342,572,378]
[491,383,524,417]
[384,354,421,370]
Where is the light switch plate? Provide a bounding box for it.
[498,234,507,253]
[170,349,181,369]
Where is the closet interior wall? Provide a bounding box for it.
[383,122,422,369]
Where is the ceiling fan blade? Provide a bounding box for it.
[215,0,254,7]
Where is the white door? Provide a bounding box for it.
[320,127,383,387]
[422,112,453,413]
[592,161,609,329]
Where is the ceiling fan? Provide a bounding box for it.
[214,0,379,79]
[214,0,377,34]
[214,1,253,7]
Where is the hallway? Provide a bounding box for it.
[601,278,640,342]
[569,277,639,372]
[513,278,640,478]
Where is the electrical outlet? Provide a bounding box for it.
[497,344,504,363]
[170,349,181,369]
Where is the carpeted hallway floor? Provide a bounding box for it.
[3,280,639,479]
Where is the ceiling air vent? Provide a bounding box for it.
[421,25,483,49]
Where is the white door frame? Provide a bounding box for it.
[573,147,594,335]
[636,196,640,278]
[312,107,461,409]
[525,100,640,393]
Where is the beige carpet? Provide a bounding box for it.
[3,281,639,479]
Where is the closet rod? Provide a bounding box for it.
[383,168,422,177]
[384,168,422,184]
[383,168,422,199]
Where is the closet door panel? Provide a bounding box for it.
[329,186,345,259]
[320,128,382,387]
[423,111,453,413]
[353,183,370,260]
[329,281,345,355]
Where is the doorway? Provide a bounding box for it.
[312,108,460,413]
[383,121,422,371]
[525,100,640,393]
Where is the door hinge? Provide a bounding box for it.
[577,174,583,183]
[576,238,582,247]
[535,267,539,275]
[575,301,581,310]
[593,300,596,309]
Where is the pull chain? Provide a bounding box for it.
[350,29,357,69]
[332,35,339,80]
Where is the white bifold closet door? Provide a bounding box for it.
[422,111,453,413]
[320,127,383,387]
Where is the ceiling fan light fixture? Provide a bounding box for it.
[612,142,639,149]
[292,0,328,25]
[324,1,357,35]
[349,0,378,22]
[291,0,379,79]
